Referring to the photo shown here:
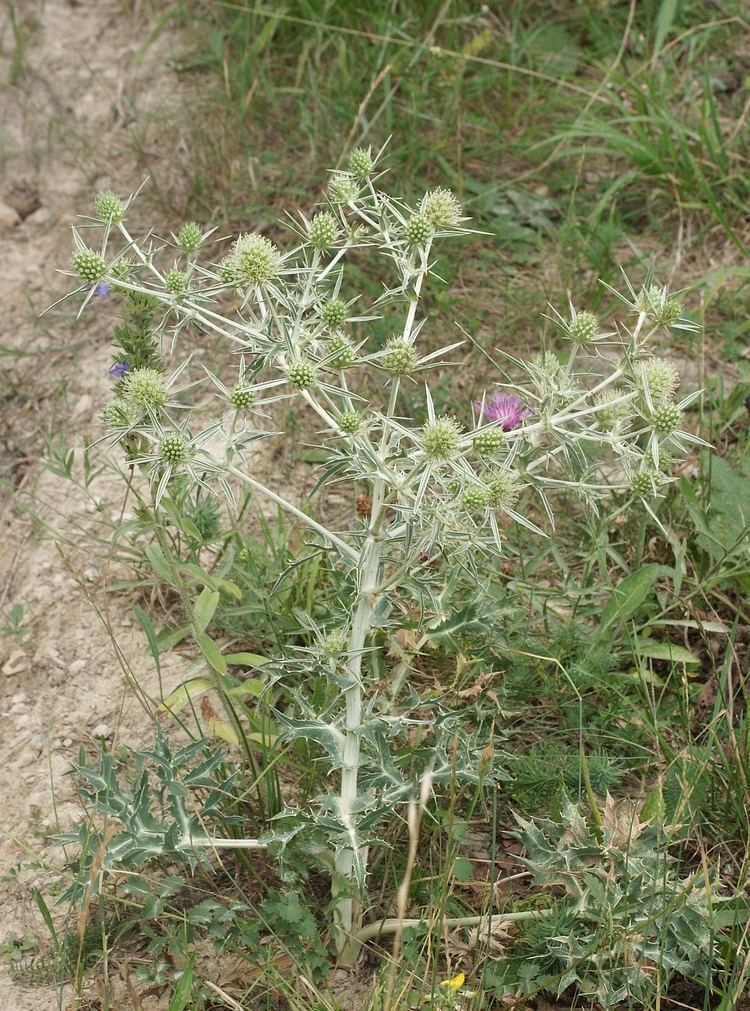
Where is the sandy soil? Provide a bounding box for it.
[0,2,193,1007]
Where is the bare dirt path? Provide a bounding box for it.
[0,2,190,1006]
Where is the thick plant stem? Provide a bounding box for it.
[333,255,430,964]
[333,530,381,964]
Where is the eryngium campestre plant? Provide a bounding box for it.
[62,147,704,963]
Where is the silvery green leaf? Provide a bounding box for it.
[276,713,346,766]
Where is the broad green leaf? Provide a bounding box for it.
[196,633,227,675]
[180,563,242,599]
[627,665,665,687]
[180,563,219,591]
[193,587,219,634]
[156,624,191,651]
[204,718,239,746]
[159,678,215,715]
[640,782,665,823]
[133,604,161,675]
[226,679,264,698]
[145,544,173,584]
[224,651,269,668]
[167,955,195,1011]
[599,565,661,637]
[215,578,242,599]
[635,638,700,665]
[276,713,345,764]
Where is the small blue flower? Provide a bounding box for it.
[109,360,131,378]
[92,282,111,301]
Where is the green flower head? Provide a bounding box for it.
[159,433,188,466]
[287,360,317,390]
[72,248,107,283]
[178,222,202,253]
[405,214,433,248]
[321,297,348,329]
[421,188,462,229]
[94,191,125,224]
[233,233,281,286]
[381,339,417,377]
[123,368,168,411]
[308,212,338,251]
[421,417,462,462]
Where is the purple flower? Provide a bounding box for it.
[109,360,131,379]
[475,391,531,431]
[91,282,111,301]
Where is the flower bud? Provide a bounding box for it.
[94,191,125,223]
[326,332,356,369]
[159,433,188,466]
[473,428,503,456]
[631,469,659,498]
[421,417,462,462]
[166,268,187,294]
[286,360,317,390]
[230,382,255,411]
[321,296,348,329]
[72,248,107,283]
[382,339,416,376]
[595,388,629,430]
[110,259,134,284]
[178,222,202,253]
[101,400,135,427]
[218,255,239,285]
[123,368,168,411]
[638,357,680,404]
[462,484,489,511]
[421,188,462,229]
[322,631,347,658]
[308,212,338,251]
[567,309,599,344]
[651,403,682,435]
[338,411,361,434]
[328,173,359,205]
[487,468,520,509]
[347,147,374,179]
[233,233,281,286]
[636,285,683,326]
[405,214,433,248]
[533,350,562,379]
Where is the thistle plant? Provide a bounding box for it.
[63,145,704,964]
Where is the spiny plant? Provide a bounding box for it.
[487,796,729,1009]
[61,144,705,964]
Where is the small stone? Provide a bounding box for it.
[30,732,48,751]
[92,723,112,739]
[11,692,29,706]
[3,650,27,676]
[62,737,73,747]
[4,179,41,220]
[14,714,30,728]
[69,658,87,674]
[17,750,39,769]
[83,567,98,582]
[73,394,93,417]
[25,206,51,227]
[0,202,21,234]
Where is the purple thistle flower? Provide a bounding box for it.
[91,282,111,301]
[475,391,531,431]
[109,360,131,379]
